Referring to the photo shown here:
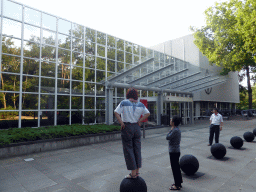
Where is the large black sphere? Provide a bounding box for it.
[243,132,255,142]
[230,136,243,149]
[211,143,226,159]
[180,154,199,175]
[253,128,256,136]
[120,176,147,192]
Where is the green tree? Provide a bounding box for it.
[191,0,256,109]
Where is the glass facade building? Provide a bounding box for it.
[0,0,230,128]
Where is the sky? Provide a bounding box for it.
[15,0,227,48]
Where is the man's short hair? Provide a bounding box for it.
[126,88,138,100]
[213,108,218,112]
[171,115,180,126]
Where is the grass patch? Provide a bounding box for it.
[0,124,120,147]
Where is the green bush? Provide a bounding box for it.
[0,124,120,147]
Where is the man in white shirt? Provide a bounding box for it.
[208,108,223,146]
[114,88,150,179]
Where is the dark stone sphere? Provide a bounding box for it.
[180,154,199,175]
[230,136,243,149]
[243,132,255,142]
[211,143,226,159]
[253,128,256,136]
[120,176,147,192]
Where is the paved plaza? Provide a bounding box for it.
[0,117,256,192]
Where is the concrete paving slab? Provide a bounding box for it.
[1,117,256,191]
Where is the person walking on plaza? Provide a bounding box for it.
[208,108,223,146]
[114,88,150,179]
[166,116,183,190]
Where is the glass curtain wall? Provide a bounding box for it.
[0,0,188,128]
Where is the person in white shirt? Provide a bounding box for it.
[114,88,150,179]
[208,108,223,146]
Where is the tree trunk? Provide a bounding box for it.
[246,66,252,109]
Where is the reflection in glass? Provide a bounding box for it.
[96,71,105,82]
[85,41,95,55]
[2,18,22,39]
[24,41,40,59]
[107,48,115,60]
[126,53,132,64]
[1,55,20,73]
[3,0,22,21]
[57,95,70,109]
[58,64,70,79]
[86,28,96,42]
[72,96,82,109]
[97,45,105,57]
[125,41,132,53]
[107,60,115,72]
[57,79,70,93]
[24,24,40,41]
[141,47,146,58]
[21,111,38,128]
[0,112,19,129]
[57,111,69,125]
[42,13,56,31]
[0,92,19,110]
[96,85,105,96]
[0,73,19,92]
[96,97,105,111]
[84,69,95,82]
[58,33,71,49]
[41,78,55,93]
[84,97,94,109]
[22,94,38,109]
[58,49,71,64]
[41,45,56,62]
[23,58,39,75]
[72,67,83,81]
[73,38,83,53]
[42,30,56,46]
[117,39,124,50]
[133,44,139,55]
[97,31,106,45]
[84,83,95,95]
[71,111,82,124]
[72,23,84,39]
[58,19,71,35]
[117,50,124,62]
[83,111,96,124]
[24,7,41,26]
[96,58,105,70]
[2,37,21,56]
[41,62,55,77]
[72,81,83,94]
[40,95,55,110]
[85,55,95,68]
[134,55,139,63]
[72,52,83,66]
[22,76,39,92]
[107,35,115,47]
[117,62,124,72]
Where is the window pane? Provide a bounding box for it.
[96,71,105,82]
[41,46,56,62]
[97,31,106,45]
[57,95,70,109]
[73,52,83,66]
[2,37,21,56]
[24,41,40,59]
[83,111,95,124]
[72,23,84,39]
[84,97,94,109]
[3,0,22,21]
[96,110,105,123]
[97,45,105,57]
[117,39,124,50]
[41,78,55,93]
[41,62,55,77]
[96,97,105,109]
[96,85,105,96]
[43,30,56,46]
[141,47,146,57]
[96,58,105,70]
[24,7,41,26]
[125,41,132,53]
[107,47,115,60]
[133,44,140,55]
[58,19,71,35]
[71,111,82,124]
[107,60,115,72]
[84,83,95,95]
[22,76,39,92]
[42,13,56,31]
[1,55,20,73]
[107,35,115,47]
[22,94,38,109]
[85,55,95,68]
[40,95,55,109]
[57,111,69,125]
[117,62,124,72]
[58,49,71,64]
[85,28,95,42]
[3,18,21,39]
[72,67,83,81]
[0,92,19,110]
[24,24,40,41]
[73,38,83,53]
[85,69,95,82]
[58,34,71,49]
[72,81,83,94]
[85,41,95,55]
[23,58,39,75]
[126,53,132,64]
[57,79,70,94]
[0,112,19,129]
[72,96,82,109]
[21,111,38,128]
[58,64,70,79]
